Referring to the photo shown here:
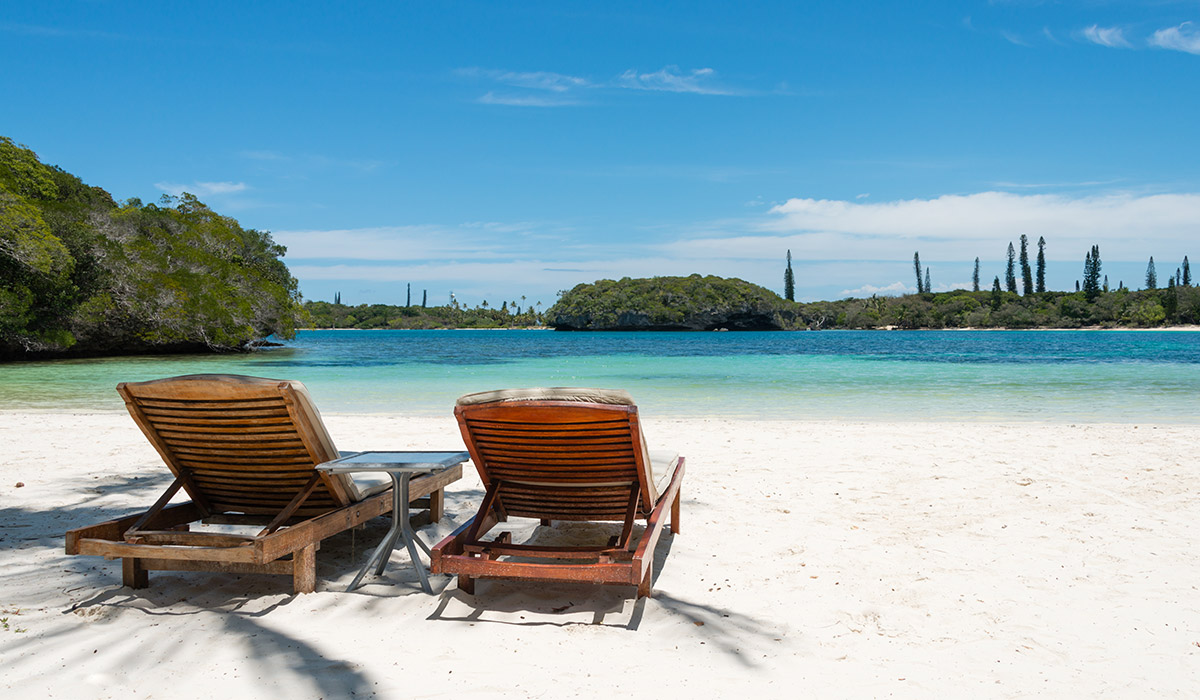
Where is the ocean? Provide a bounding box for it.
[2,329,1198,422]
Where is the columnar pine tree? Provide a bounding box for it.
[1184,256,1192,286]
[1005,242,1017,293]
[1103,275,1109,292]
[421,290,427,307]
[406,283,411,307]
[973,257,980,292]
[1036,236,1046,293]
[334,291,341,305]
[1146,257,1157,289]
[784,250,795,301]
[913,252,924,293]
[1082,245,1101,300]
[1019,234,1033,296]
[924,267,931,294]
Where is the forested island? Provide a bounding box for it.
[0,137,301,360]
[305,274,1200,331]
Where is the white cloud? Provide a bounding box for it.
[154,181,249,197]
[615,66,734,95]
[1150,22,1200,55]
[657,191,1200,262]
[1082,25,1131,48]
[478,91,582,107]
[839,281,912,297]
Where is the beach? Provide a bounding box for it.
[2,411,1198,698]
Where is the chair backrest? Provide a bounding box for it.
[117,374,360,517]
[454,387,659,520]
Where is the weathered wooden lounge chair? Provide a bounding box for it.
[65,374,462,594]
[431,388,684,598]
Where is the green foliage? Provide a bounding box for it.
[547,275,794,330]
[302,300,543,329]
[541,275,1200,332]
[0,136,301,359]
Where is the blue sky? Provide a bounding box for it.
[3,1,1199,306]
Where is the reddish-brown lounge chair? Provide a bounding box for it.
[65,374,462,594]
[431,387,684,598]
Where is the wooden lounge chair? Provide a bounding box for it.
[431,388,684,598]
[65,374,462,594]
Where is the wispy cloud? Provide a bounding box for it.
[0,21,127,40]
[1082,25,1131,48]
[1001,31,1030,47]
[614,66,736,95]
[460,64,747,106]
[154,181,249,197]
[457,68,590,92]
[1150,21,1200,55]
[477,91,582,107]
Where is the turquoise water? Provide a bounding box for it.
[2,330,1198,422]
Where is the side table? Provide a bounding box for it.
[319,451,469,593]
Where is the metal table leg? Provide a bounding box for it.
[345,472,434,593]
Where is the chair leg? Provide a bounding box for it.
[637,565,653,599]
[670,485,681,535]
[458,574,475,595]
[293,544,317,594]
[122,558,148,589]
[429,488,444,522]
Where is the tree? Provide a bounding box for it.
[334,291,341,305]
[421,289,427,307]
[1184,256,1192,286]
[1005,242,1017,293]
[1019,234,1033,296]
[1082,245,1101,301]
[1146,257,1157,289]
[406,283,411,307]
[783,249,795,301]
[973,257,980,292]
[1103,275,1109,292]
[991,276,1002,309]
[924,267,931,294]
[1036,236,1046,293]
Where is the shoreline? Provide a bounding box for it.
[4,413,1199,697]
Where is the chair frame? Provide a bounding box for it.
[64,374,461,594]
[431,399,683,598]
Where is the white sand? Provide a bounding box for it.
[1,412,1198,698]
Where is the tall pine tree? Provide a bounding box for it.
[1183,256,1191,286]
[783,250,795,301]
[1005,242,1017,293]
[973,257,980,292]
[913,252,924,293]
[1035,236,1046,293]
[924,267,931,294]
[1019,234,1033,296]
[1082,245,1101,300]
[1146,257,1157,289]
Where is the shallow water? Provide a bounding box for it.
[2,329,1197,421]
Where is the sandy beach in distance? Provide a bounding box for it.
[2,412,1198,698]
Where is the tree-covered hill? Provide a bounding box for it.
[547,275,797,330]
[543,274,1200,331]
[0,137,302,360]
